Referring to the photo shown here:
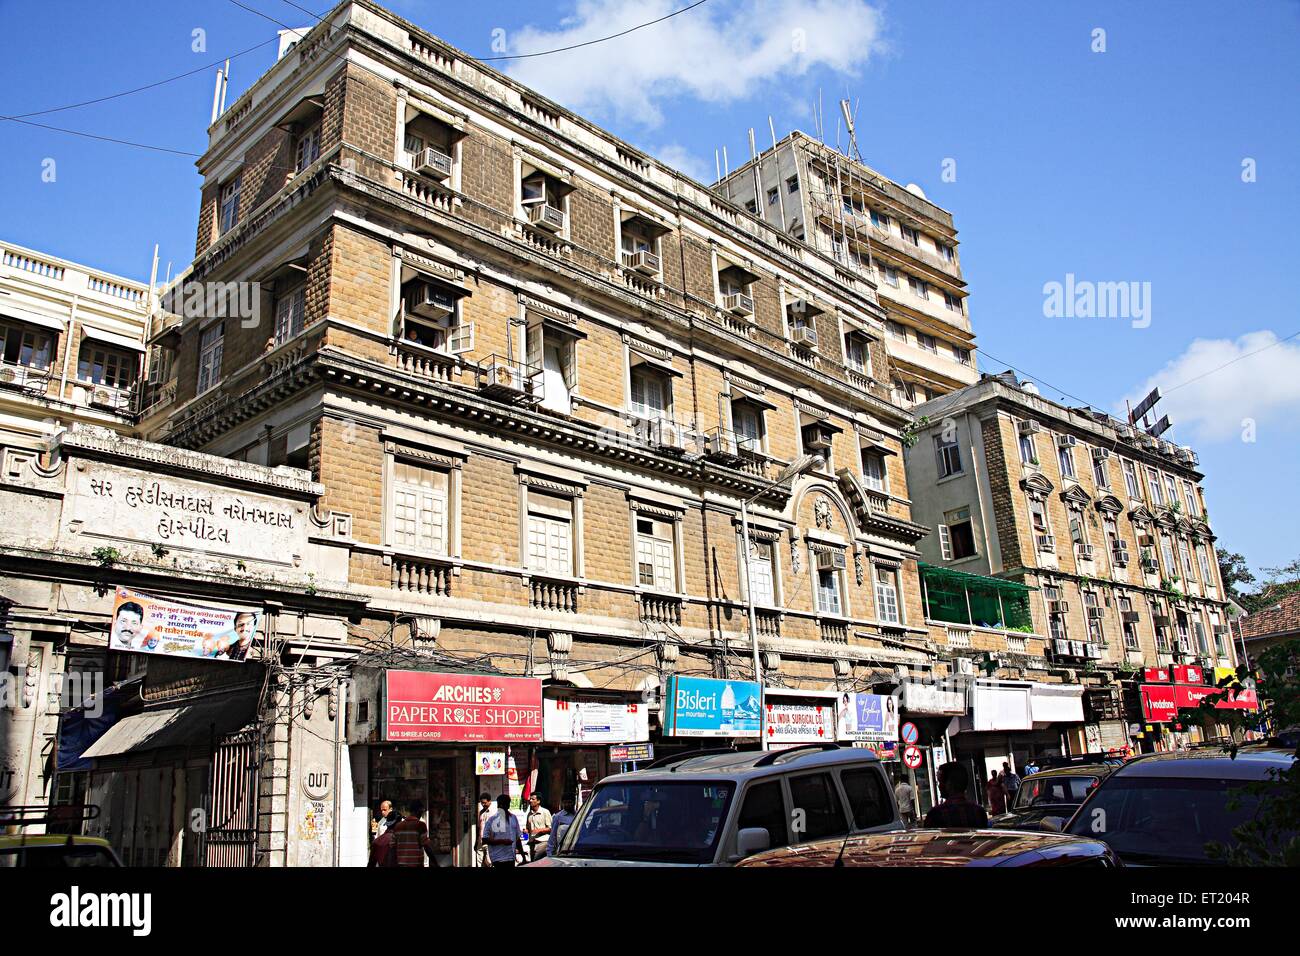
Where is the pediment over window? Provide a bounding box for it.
[1060,484,1093,509]
[1094,494,1125,515]
[1128,505,1154,524]
[1019,472,1055,499]
[1154,510,1178,530]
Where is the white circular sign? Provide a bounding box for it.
[302,764,332,801]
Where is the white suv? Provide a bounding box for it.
[531,744,901,867]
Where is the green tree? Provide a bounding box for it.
[1216,548,1255,604]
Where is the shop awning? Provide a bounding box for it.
[81,690,258,759]
[0,305,65,332]
[970,680,1033,731]
[1030,683,1084,724]
[919,563,1037,594]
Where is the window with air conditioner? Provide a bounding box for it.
[939,507,976,560]
[815,554,844,616]
[197,323,223,395]
[390,459,450,555]
[875,565,900,624]
[861,449,886,493]
[1083,590,1105,646]
[77,344,138,390]
[400,276,472,355]
[635,516,676,592]
[1018,427,1038,464]
[717,264,756,315]
[0,320,54,371]
[403,112,457,179]
[619,214,664,275]
[519,164,571,232]
[273,284,306,345]
[217,176,242,236]
[1092,452,1110,489]
[934,434,962,478]
[1119,596,1140,650]
[1057,443,1076,480]
[527,491,574,576]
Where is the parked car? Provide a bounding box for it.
[1049,746,1296,865]
[990,764,1112,830]
[531,743,901,867]
[736,828,1120,867]
[0,805,122,868]
[1033,752,1127,771]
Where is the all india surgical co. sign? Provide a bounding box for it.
[384,670,543,742]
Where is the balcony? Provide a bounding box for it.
[396,339,458,382]
[920,562,1037,634]
[391,555,454,597]
[0,360,52,396]
[639,592,682,626]
[819,620,849,643]
[476,354,542,403]
[400,169,455,213]
[530,575,579,613]
[755,608,782,640]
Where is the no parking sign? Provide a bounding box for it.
[901,722,919,745]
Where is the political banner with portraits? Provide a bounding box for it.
[108,586,260,662]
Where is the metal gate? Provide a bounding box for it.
[202,728,260,867]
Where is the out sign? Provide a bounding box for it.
[302,764,332,801]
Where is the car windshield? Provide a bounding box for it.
[556,780,735,864]
[1065,775,1271,865]
[1014,774,1100,809]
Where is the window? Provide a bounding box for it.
[953,346,971,366]
[1019,428,1037,464]
[527,321,577,414]
[1164,476,1181,510]
[943,292,963,314]
[787,773,847,841]
[1104,516,1122,557]
[1083,590,1105,646]
[1030,498,1050,534]
[527,491,574,576]
[736,781,788,851]
[401,277,472,354]
[766,187,779,206]
[1146,468,1165,507]
[939,507,977,561]
[1058,443,1076,480]
[916,332,937,353]
[1182,480,1199,518]
[745,537,776,606]
[861,449,886,492]
[841,768,892,829]
[1122,459,1142,500]
[900,224,920,245]
[786,176,799,194]
[635,516,676,592]
[880,265,899,287]
[77,345,137,389]
[520,165,571,228]
[886,320,908,342]
[744,199,758,214]
[875,565,900,623]
[218,176,241,236]
[294,123,321,172]
[908,276,929,300]
[844,332,871,375]
[1092,452,1110,489]
[620,218,661,269]
[391,460,448,554]
[934,434,962,478]
[0,321,54,369]
[869,209,889,231]
[731,399,765,453]
[1160,534,1177,576]
[1197,543,1213,590]
[1180,538,1196,580]
[1049,610,1067,642]
[273,285,306,345]
[197,323,223,394]
[937,242,955,262]
[630,365,670,421]
[815,557,843,615]
[1119,595,1139,651]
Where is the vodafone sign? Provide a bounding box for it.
[385,670,543,742]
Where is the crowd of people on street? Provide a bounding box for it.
[368,792,578,868]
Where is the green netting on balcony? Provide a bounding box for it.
[920,562,1036,631]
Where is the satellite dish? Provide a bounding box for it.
[904,183,927,200]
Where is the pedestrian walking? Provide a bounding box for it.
[475,792,495,867]
[547,794,576,857]
[482,794,523,868]
[372,799,398,839]
[923,761,990,828]
[389,802,439,867]
[986,769,1007,815]
[1001,761,1022,801]
[525,793,553,861]
[893,776,916,827]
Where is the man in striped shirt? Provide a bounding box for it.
[923,762,989,829]
[389,802,439,867]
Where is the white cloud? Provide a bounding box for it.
[504,0,885,128]
[1120,330,1300,444]
[647,142,715,182]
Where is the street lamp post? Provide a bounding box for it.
[740,452,822,749]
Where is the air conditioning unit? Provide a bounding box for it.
[1092,447,1110,460]
[954,657,975,676]
[625,249,660,275]
[1069,640,1086,658]
[1085,643,1102,660]
[1048,600,1069,615]
[477,357,540,404]
[528,203,566,232]
[1140,558,1160,573]
[1121,611,1141,624]
[790,325,818,348]
[413,146,453,180]
[1212,624,1230,637]
[1051,639,1072,657]
[1115,424,1134,439]
[1087,606,1104,621]
[801,422,835,451]
[91,387,127,410]
[816,550,847,572]
[1112,546,1130,566]
[723,292,754,317]
[406,281,457,320]
[1018,420,1041,436]
[1152,614,1171,628]
[704,429,741,462]
[635,417,683,451]
[1138,534,1156,548]
[1056,434,1078,448]
[1178,447,1199,466]
[1037,533,1057,552]
[1077,544,1095,561]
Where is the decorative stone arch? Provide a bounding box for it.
[1060,484,1093,509]
[1019,472,1055,501]
[789,478,858,537]
[1094,494,1125,516]
[1128,504,1154,525]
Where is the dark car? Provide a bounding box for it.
[990,764,1111,830]
[735,828,1120,868]
[1054,747,1296,866]
[1033,752,1127,771]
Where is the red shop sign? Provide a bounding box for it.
[384,670,543,742]
[1140,684,1177,722]
[1144,667,1171,683]
[1173,665,1204,685]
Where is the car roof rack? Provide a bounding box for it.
[753,743,843,767]
[644,747,739,770]
[0,804,101,828]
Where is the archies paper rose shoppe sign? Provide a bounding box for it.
[384,671,543,742]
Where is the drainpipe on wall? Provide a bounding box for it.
[60,295,79,400]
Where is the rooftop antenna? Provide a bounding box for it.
[219,59,230,116]
[210,66,224,125]
[722,145,730,177]
[840,98,862,163]
[768,116,788,230]
[147,244,160,317]
[747,128,762,220]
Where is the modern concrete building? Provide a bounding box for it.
[715,131,979,408]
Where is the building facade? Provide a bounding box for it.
[715,131,979,408]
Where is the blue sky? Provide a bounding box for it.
[2,0,1297,576]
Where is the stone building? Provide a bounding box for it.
[715,132,979,408]
[902,371,1244,758]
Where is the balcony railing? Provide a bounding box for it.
[530,576,579,613]
[640,593,682,626]
[396,340,458,382]
[391,556,454,597]
[820,620,849,643]
[755,608,781,640]
[0,361,52,395]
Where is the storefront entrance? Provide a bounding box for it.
[369,750,471,867]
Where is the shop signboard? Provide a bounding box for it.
[609,742,654,763]
[1173,665,1204,685]
[384,671,543,742]
[765,700,835,744]
[836,692,900,742]
[1144,667,1171,683]
[108,586,260,662]
[661,676,761,737]
[900,681,966,716]
[543,698,649,744]
[1140,684,1178,723]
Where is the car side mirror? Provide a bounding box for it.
[1040,816,1064,833]
[736,827,771,858]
